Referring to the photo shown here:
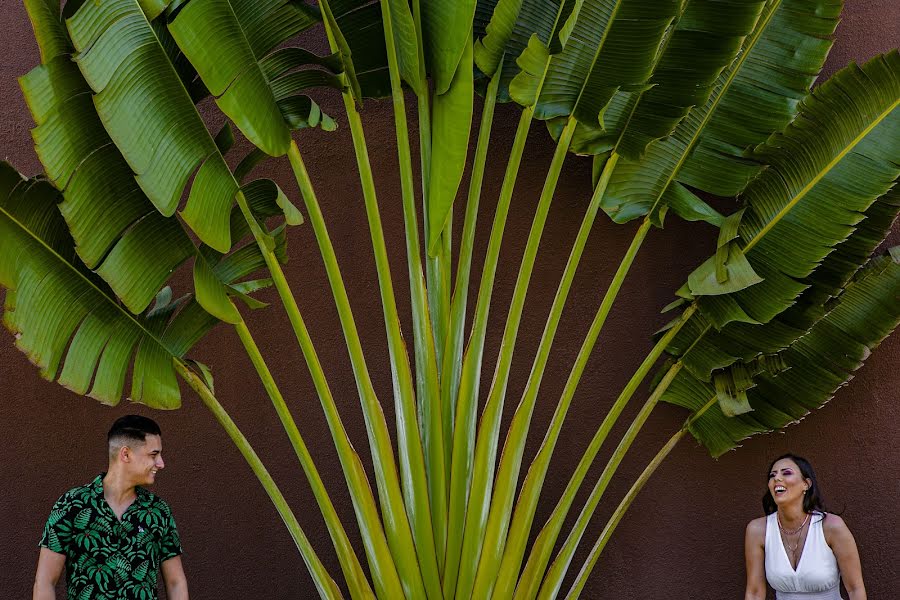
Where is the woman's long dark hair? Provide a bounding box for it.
[763,453,827,517]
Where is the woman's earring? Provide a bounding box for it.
[803,488,807,494]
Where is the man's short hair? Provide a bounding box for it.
[107,414,162,449]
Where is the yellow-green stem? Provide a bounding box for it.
[537,361,685,599]
[174,360,343,600]
[441,61,503,501]
[378,5,445,594]
[234,187,402,599]
[454,117,576,600]
[514,301,696,600]
[563,397,719,599]
[493,213,647,598]
[470,153,621,599]
[232,319,374,599]
[443,105,534,599]
[410,1,450,387]
[285,141,429,599]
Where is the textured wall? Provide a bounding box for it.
[1,2,898,598]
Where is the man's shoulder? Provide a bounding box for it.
[54,478,101,506]
[136,487,175,514]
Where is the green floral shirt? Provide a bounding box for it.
[40,474,182,600]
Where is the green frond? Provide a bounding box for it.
[0,165,208,408]
[602,0,841,223]
[665,248,900,456]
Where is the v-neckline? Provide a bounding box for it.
[777,514,811,573]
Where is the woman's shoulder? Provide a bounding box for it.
[820,512,849,533]
[746,515,768,540]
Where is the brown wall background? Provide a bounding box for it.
[1,2,898,598]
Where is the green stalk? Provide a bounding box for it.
[285,143,431,599]
[441,62,503,496]
[563,396,717,599]
[492,216,651,599]
[411,0,451,383]
[234,188,404,599]
[469,153,621,598]
[378,3,445,595]
[232,319,375,600]
[443,105,534,599]
[514,302,697,600]
[564,431,686,599]
[537,361,686,599]
[453,117,577,600]
[174,360,343,600]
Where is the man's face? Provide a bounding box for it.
[125,434,165,486]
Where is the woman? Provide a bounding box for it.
[744,454,866,600]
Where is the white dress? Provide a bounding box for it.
[765,511,843,599]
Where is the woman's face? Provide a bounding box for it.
[768,458,811,506]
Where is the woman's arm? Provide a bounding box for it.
[744,518,768,600]
[824,515,866,600]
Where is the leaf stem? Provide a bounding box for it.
[563,399,717,599]
[454,116,577,600]
[513,299,695,600]
[411,0,451,388]
[378,2,445,594]
[232,319,374,599]
[443,105,534,598]
[236,187,404,598]
[471,152,621,598]
[538,361,686,599]
[174,360,343,600]
[285,141,429,599]
[441,60,503,502]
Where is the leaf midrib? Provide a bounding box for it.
[0,199,175,360]
[647,0,781,215]
[742,97,900,253]
[610,0,688,151]
[569,0,625,115]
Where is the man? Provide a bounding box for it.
[33,415,189,600]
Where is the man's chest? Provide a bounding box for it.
[60,502,169,599]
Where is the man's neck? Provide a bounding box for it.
[103,469,138,507]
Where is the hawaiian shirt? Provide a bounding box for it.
[40,474,182,600]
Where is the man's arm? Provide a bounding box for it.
[33,548,65,600]
[161,556,189,600]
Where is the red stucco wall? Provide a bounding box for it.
[1,2,898,598]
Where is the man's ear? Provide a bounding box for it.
[120,446,131,463]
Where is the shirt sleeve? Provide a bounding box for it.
[39,494,71,554]
[159,508,183,562]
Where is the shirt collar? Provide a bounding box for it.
[92,473,152,507]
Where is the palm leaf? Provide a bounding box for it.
[422,0,477,93]
[669,51,900,386]
[664,246,900,457]
[0,164,211,408]
[64,0,235,252]
[474,0,572,101]
[669,182,900,388]
[602,0,841,223]
[19,33,291,321]
[511,0,680,128]
[612,0,768,159]
[168,0,337,157]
